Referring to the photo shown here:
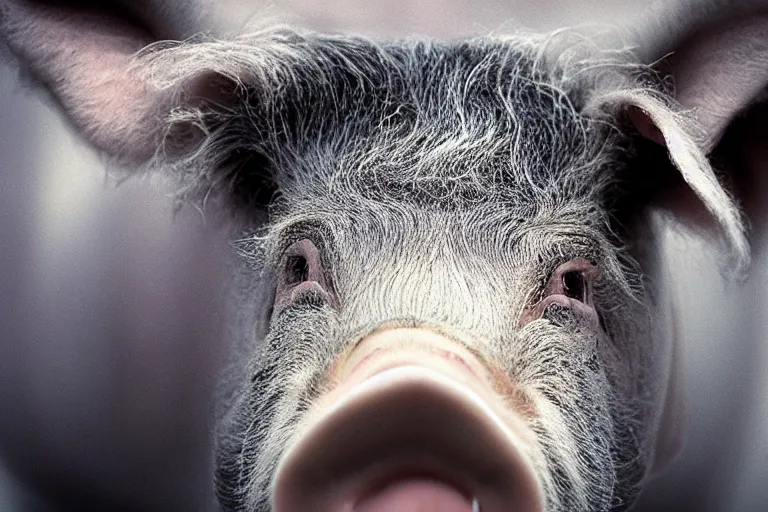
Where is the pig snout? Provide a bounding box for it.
[272,328,545,512]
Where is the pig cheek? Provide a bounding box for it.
[257,305,342,414]
[485,361,539,420]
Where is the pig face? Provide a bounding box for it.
[212,38,661,511]
[3,1,767,511]
[225,215,649,512]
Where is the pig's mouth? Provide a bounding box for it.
[271,328,545,512]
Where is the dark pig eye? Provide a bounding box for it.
[562,270,586,303]
[552,259,597,306]
[285,254,310,285]
[519,258,599,328]
[275,239,334,312]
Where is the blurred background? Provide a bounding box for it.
[1,1,767,510]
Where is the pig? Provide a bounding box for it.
[1,0,767,510]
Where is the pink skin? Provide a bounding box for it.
[272,328,544,512]
[338,333,490,397]
[354,478,472,512]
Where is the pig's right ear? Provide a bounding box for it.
[0,0,231,167]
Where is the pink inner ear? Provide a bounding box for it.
[668,14,768,153]
[184,70,241,108]
[3,2,166,164]
[627,106,665,146]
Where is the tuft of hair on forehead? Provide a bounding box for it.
[135,26,747,274]
[136,27,640,202]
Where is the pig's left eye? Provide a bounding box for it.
[519,258,599,327]
[562,270,587,303]
[552,259,597,306]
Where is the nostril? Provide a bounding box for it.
[354,478,472,512]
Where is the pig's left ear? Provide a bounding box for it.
[635,0,768,155]
[0,0,231,167]
[613,0,768,474]
[624,0,768,265]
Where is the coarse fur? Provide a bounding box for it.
[0,2,754,509]
[137,27,746,272]
[124,27,744,511]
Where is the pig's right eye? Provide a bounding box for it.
[274,239,333,312]
[285,254,310,285]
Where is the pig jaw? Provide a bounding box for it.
[271,328,545,512]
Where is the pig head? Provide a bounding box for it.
[2,1,768,511]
